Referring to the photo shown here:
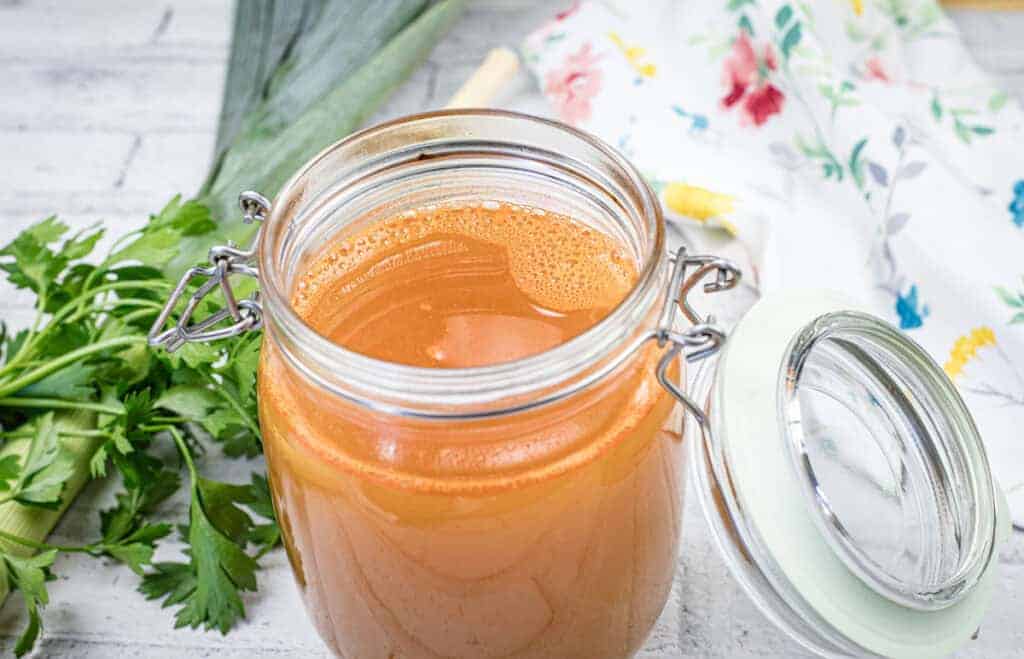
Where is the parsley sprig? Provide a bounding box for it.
[0,201,277,656]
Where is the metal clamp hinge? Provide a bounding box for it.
[655,247,742,426]
[148,191,270,352]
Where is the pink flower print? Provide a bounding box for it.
[555,1,581,21]
[525,2,581,61]
[545,43,603,125]
[743,84,785,126]
[864,57,890,83]
[720,32,784,127]
[721,33,759,107]
[761,42,778,72]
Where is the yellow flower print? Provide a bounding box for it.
[607,32,656,78]
[663,182,738,235]
[849,0,863,16]
[943,327,1024,406]
[944,327,996,379]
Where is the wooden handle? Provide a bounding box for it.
[940,0,1024,7]
[445,47,520,109]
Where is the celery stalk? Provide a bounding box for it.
[0,413,102,602]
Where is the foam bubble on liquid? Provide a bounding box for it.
[292,201,638,319]
[504,213,634,313]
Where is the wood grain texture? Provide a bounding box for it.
[0,1,1022,657]
[942,1,1024,9]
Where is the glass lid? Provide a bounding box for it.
[690,289,1009,658]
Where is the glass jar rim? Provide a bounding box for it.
[257,109,667,418]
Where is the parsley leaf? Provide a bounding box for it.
[107,197,217,270]
[139,561,196,608]
[0,457,21,489]
[15,363,96,401]
[0,204,277,653]
[0,217,68,295]
[0,413,77,509]
[245,474,280,556]
[139,430,274,634]
[154,331,262,458]
[176,494,259,633]
[100,467,179,544]
[153,385,220,420]
[97,457,177,574]
[104,540,161,576]
[3,549,57,657]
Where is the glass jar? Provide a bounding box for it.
[252,111,721,659]
[150,110,1008,659]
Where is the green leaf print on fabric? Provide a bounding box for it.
[849,138,868,190]
[930,93,996,144]
[775,5,793,29]
[795,133,844,181]
[738,14,755,36]
[819,80,860,121]
[996,280,1024,325]
[989,90,1009,113]
[781,22,802,59]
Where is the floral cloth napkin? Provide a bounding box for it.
[523,0,1024,524]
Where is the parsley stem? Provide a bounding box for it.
[118,308,160,325]
[102,229,144,264]
[63,299,164,326]
[0,336,147,399]
[0,398,123,416]
[64,279,171,315]
[3,294,48,378]
[0,281,169,379]
[146,423,197,474]
[212,383,260,438]
[151,416,187,424]
[26,291,48,343]
[75,274,170,309]
[0,429,108,440]
[0,528,96,554]
[167,427,199,486]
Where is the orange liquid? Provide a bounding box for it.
[260,203,684,658]
[291,202,636,367]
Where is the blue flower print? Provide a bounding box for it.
[896,284,929,330]
[1010,180,1024,228]
[672,105,709,132]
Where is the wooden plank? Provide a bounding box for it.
[1,59,224,132]
[116,131,216,197]
[0,131,138,194]
[943,0,1024,8]
[0,130,214,209]
[0,0,229,59]
[0,550,329,657]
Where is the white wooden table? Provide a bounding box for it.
[1,2,1023,657]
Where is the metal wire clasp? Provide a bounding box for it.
[147,191,270,352]
[655,247,741,427]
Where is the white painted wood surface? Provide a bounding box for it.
[1,1,1022,657]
